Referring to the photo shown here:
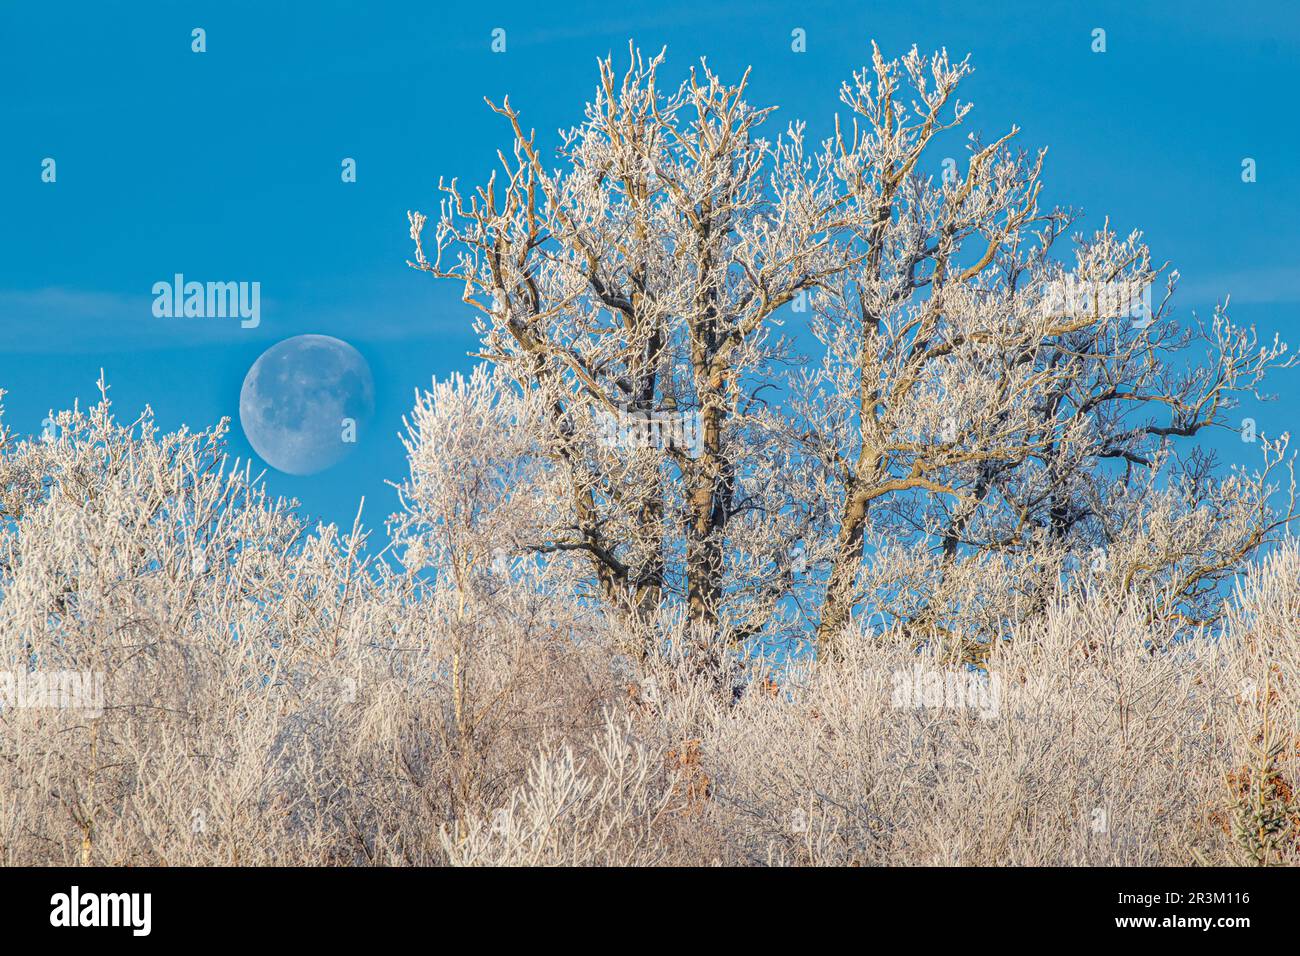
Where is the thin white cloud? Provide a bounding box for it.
[1176,267,1300,307]
[0,287,256,353]
[0,282,471,354]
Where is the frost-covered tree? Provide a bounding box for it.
[409,43,1294,661]
[789,47,1296,657]
[409,45,863,657]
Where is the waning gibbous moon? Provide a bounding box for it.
[239,335,375,476]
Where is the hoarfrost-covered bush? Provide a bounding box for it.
[0,388,1297,865]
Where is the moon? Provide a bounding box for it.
[239,335,375,476]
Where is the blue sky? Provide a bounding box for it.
[2,0,1297,533]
